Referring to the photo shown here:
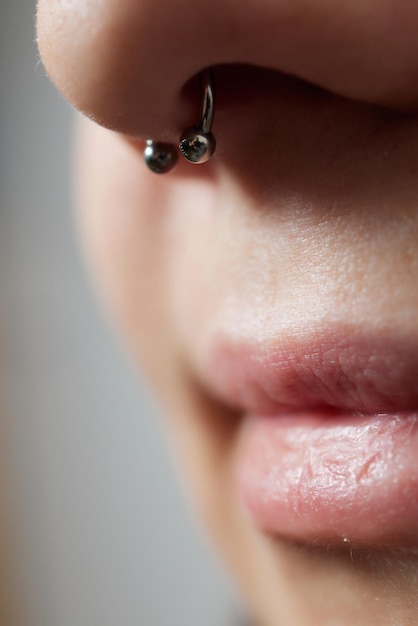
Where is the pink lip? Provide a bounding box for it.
[205,327,418,547]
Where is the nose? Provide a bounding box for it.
[36,0,240,140]
[37,0,418,141]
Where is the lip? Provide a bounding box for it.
[204,326,418,548]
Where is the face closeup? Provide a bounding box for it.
[37,1,418,624]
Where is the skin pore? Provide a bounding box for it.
[37,1,418,624]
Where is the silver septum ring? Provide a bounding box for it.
[144,68,216,174]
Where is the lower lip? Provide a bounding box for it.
[237,411,418,548]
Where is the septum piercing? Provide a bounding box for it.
[144,68,216,174]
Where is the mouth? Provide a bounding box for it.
[204,326,418,549]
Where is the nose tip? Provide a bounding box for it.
[36,0,229,141]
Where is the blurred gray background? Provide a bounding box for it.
[0,2,238,624]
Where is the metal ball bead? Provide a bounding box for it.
[144,140,178,174]
[179,127,216,164]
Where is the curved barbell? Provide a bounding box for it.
[144,69,216,174]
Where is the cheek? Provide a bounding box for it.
[74,119,173,366]
[73,119,296,620]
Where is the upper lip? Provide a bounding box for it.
[204,324,418,415]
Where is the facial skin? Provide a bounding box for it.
[37,1,418,624]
